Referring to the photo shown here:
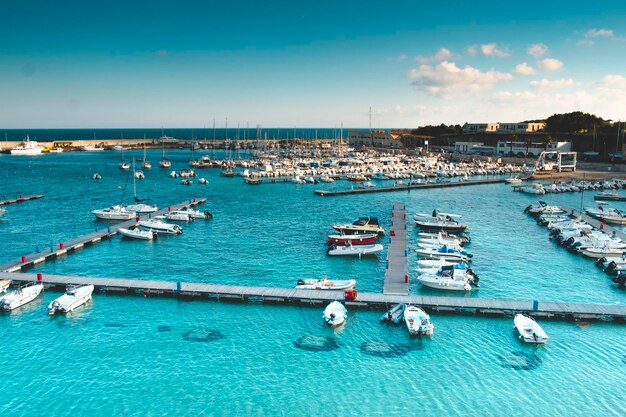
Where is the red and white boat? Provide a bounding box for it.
[327,233,378,246]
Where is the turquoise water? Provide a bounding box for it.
[1,151,625,416]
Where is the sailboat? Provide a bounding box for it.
[125,158,158,213]
[159,142,171,168]
[119,146,130,170]
[141,142,152,169]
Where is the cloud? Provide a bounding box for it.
[577,39,595,47]
[527,43,548,58]
[530,78,576,90]
[480,43,509,57]
[600,74,626,87]
[407,61,513,98]
[466,45,478,56]
[586,28,614,38]
[398,54,407,62]
[537,58,563,71]
[515,63,535,75]
[416,48,453,64]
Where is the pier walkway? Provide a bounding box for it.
[383,203,408,295]
[0,198,207,273]
[315,178,506,196]
[0,194,44,206]
[2,272,625,322]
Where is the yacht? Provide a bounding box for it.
[404,305,434,336]
[0,283,44,311]
[513,314,549,344]
[48,284,94,315]
[92,205,136,220]
[323,301,347,327]
[10,135,44,156]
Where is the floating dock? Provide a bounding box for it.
[315,178,506,196]
[383,203,408,295]
[0,194,44,206]
[2,272,624,322]
[0,198,207,273]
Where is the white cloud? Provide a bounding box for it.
[515,63,535,75]
[537,58,564,71]
[407,61,513,98]
[394,105,403,113]
[416,48,454,64]
[600,74,626,87]
[466,45,478,56]
[398,54,407,62]
[530,78,576,90]
[577,39,595,47]
[586,28,614,38]
[480,43,509,57]
[527,43,548,58]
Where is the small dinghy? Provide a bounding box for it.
[513,314,548,344]
[0,283,43,311]
[323,301,347,327]
[48,284,94,315]
[327,243,384,256]
[92,173,102,180]
[119,226,155,240]
[0,279,11,293]
[326,233,378,246]
[380,303,405,325]
[296,277,356,290]
[404,305,434,336]
[138,219,183,235]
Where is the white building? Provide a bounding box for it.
[462,122,546,134]
[496,141,571,157]
[462,123,499,134]
[454,141,484,153]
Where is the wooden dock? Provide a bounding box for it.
[0,194,44,206]
[315,178,506,196]
[2,272,625,322]
[0,198,207,273]
[383,203,408,295]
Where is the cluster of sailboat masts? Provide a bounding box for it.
[526,201,626,287]
[515,178,626,195]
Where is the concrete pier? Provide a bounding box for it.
[315,178,506,196]
[383,203,408,295]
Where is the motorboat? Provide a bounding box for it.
[418,231,471,245]
[199,178,208,184]
[10,135,44,156]
[295,277,356,290]
[92,173,102,180]
[414,211,468,232]
[119,161,130,170]
[418,231,467,247]
[0,283,43,311]
[416,258,460,269]
[81,145,104,152]
[166,211,193,222]
[176,207,213,219]
[124,203,158,213]
[181,179,192,185]
[92,205,136,220]
[0,279,10,293]
[404,305,434,336]
[585,205,626,225]
[138,219,183,235]
[505,177,523,185]
[291,175,306,184]
[119,226,155,240]
[415,245,472,262]
[417,264,478,291]
[524,201,566,217]
[326,233,378,246]
[159,158,171,168]
[416,261,469,275]
[513,314,548,344]
[380,303,405,325]
[323,301,347,327]
[518,183,546,195]
[356,181,376,189]
[332,217,385,236]
[0,207,6,217]
[319,175,335,183]
[326,243,384,256]
[134,170,145,179]
[48,284,94,315]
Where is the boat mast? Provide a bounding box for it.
[132,157,137,201]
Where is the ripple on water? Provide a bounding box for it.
[103,322,127,328]
[498,350,543,371]
[182,329,225,342]
[293,334,340,352]
[360,340,420,358]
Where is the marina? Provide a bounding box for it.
[315,178,506,196]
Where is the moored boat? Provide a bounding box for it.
[10,135,44,156]
[323,301,347,327]
[92,205,136,220]
[404,305,434,336]
[513,314,548,344]
[414,210,468,232]
[138,219,183,235]
[326,243,384,256]
[332,217,385,236]
[124,203,158,213]
[326,233,378,246]
[0,279,10,293]
[0,283,43,311]
[380,303,405,325]
[119,227,155,240]
[48,284,94,315]
[296,277,356,290]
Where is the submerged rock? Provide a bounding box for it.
[182,329,226,342]
[359,340,418,358]
[157,325,172,333]
[294,334,340,352]
[498,351,543,371]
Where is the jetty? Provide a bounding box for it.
[2,272,625,322]
[315,178,506,196]
[0,198,207,273]
[383,203,408,295]
[0,194,44,206]
[565,207,626,241]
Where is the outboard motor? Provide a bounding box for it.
[204,211,213,220]
[48,300,60,315]
[562,237,575,248]
[605,261,617,274]
[296,279,305,286]
[595,257,607,266]
[524,205,532,214]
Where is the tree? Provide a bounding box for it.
[545,112,606,133]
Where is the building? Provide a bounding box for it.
[454,141,484,153]
[348,130,403,148]
[495,141,571,157]
[462,122,546,134]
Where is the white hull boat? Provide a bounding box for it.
[323,301,347,327]
[124,203,158,213]
[0,279,10,293]
[404,305,434,336]
[417,274,473,291]
[416,259,460,269]
[48,285,94,315]
[11,136,44,155]
[327,243,383,256]
[92,205,136,220]
[296,278,356,290]
[380,303,405,324]
[514,314,548,344]
[176,207,213,219]
[119,227,155,240]
[138,219,183,235]
[0,283,43,311]
[166,211,193,222]
[415,246,471,262]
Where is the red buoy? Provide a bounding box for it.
[59,242,64,250]
[404,274,409,283]
[21,256,26,264]
[37,273,43,282]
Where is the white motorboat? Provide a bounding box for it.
[81,145,104,152]
[513,314,549,344]
[326,243,384,256]
[323,301,347,327]
[134,170,145,179]
[585,205,626,225]
[292,175,306,184]
[404,305,434,336]
[417,264,478,291]
[124,203,158,213]
[0,279,10,293]
[181,179,192,185]
[505,177,523,185]
[380,303,405,325]
[166,211,193,222]
[519,183,546,195]
[138,219,183,235]
[199,178,208,184]
[176,207,213,219]
[48,284,94,315]
[119,227,155,240]
[414,210,468,232]
[416,258,460,269]
[415,245,471,262]
[296,277,356,290]
[416,261,469,275]
[0,283,43,311]
[92,205,136,220]
[332,217,385,236]
[10,135,44,156]
[319,175,335,183]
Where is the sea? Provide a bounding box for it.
[0,149,624,417]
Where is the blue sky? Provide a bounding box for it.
[1,0,626,128]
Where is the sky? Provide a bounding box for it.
[1,0,626,128]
